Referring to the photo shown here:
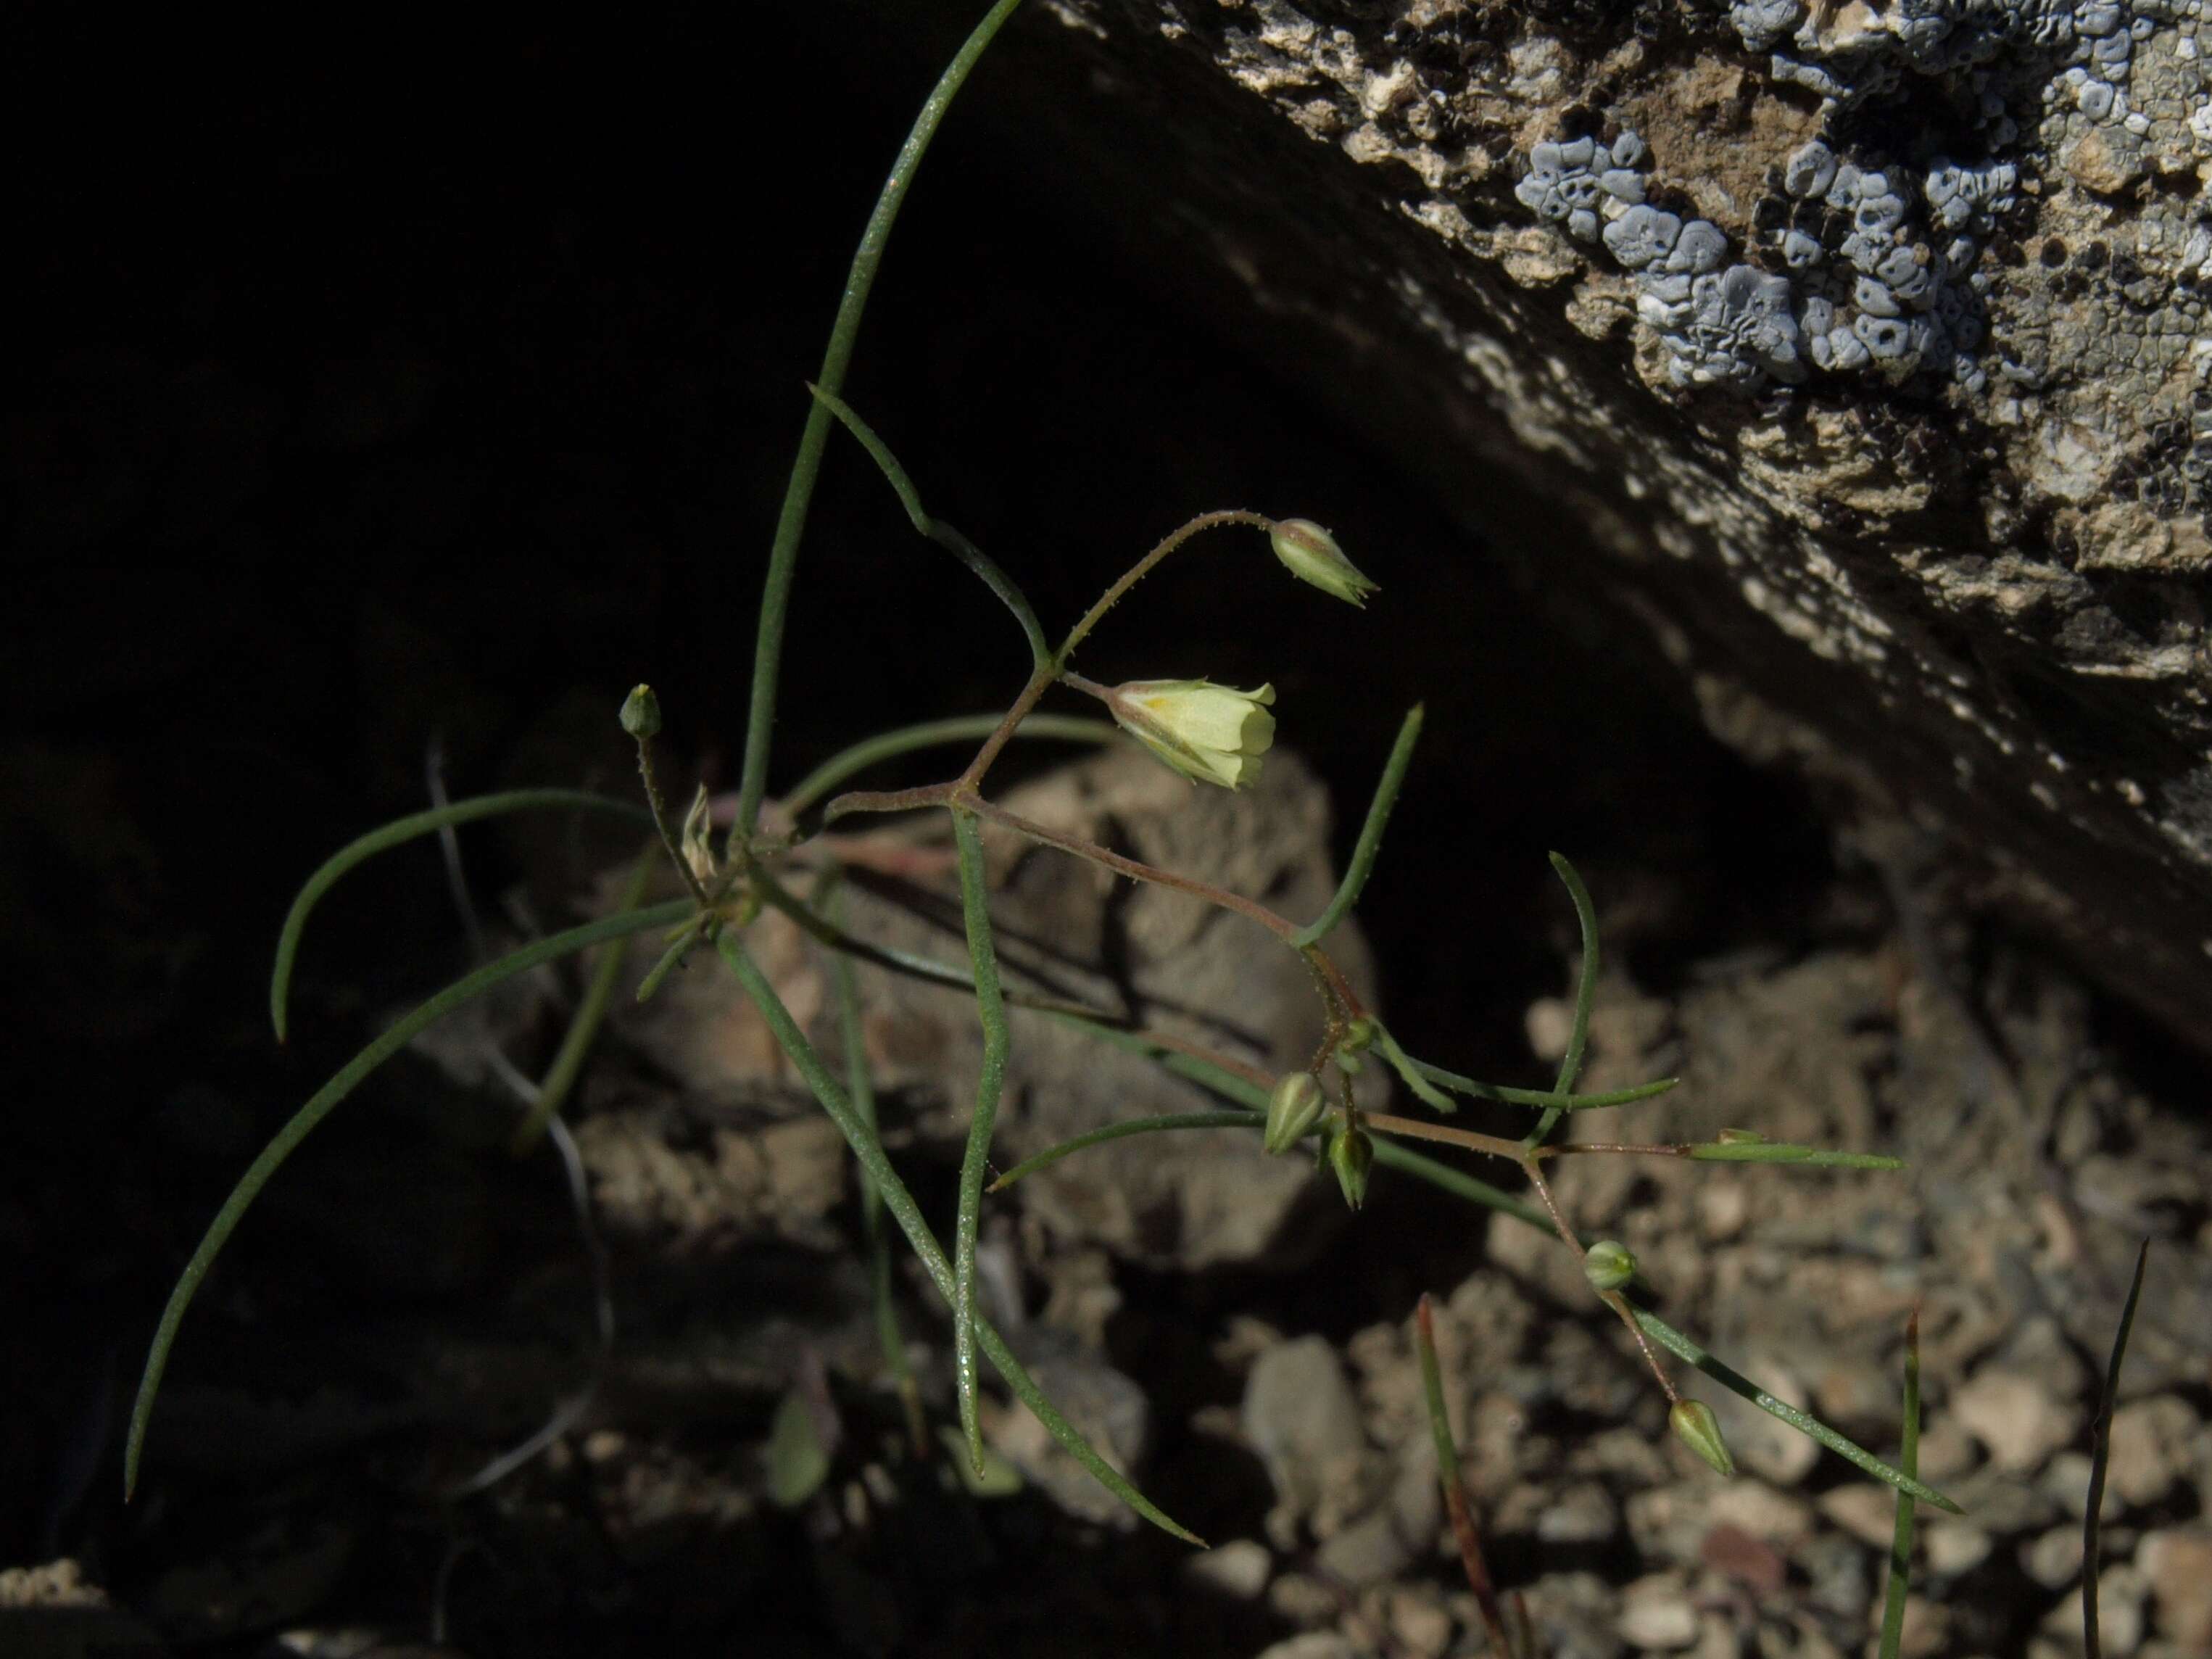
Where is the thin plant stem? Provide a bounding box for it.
[733,0,1030,840]
[269,789,653,1041]
[2085,1240,2150,1659]
[510,844,658,1153]
[708,927,1201,1542]
[1364,1112,1530,1162]
[1877,1307,1922,1659]
[1521,1155,1678,1402]
[824,875,926,1455]
[957,792,1366,1018]
[633,727,713,910]
[825,781,958,824]
[127,898,697,1499]
[1416,1294,1512,1655]
[949,808,1011,1476]
[1292,705,1422,948]
[943,509,1277,799]
[1053,510,1272,666]
[780,713,1116,820]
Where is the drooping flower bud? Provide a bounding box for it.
[1264,1072,1327,1156]
[1670,1399,1735,1477]
[621,683,663,740]
[1269,519,1379,608]
[1106,679,1276,790]
[1583,1239,1638,1292]
[1330,1122,1374,1211]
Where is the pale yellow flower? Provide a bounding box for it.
[1109,678,1276,789]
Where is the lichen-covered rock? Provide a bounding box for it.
[937,0,2212,1051]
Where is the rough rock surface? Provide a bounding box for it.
[948,0,2212,1048]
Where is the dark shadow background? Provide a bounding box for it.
[2,5,1843,1652]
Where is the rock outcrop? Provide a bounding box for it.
[927,0,2212,1044]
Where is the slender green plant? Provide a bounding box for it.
[2084,1241,2150,1659]
[128,0,1962,1576]
[1877,1307,1923,1659]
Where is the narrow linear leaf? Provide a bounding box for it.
[128,897,697,1499]
[1525,850,1601,1147]
[1632,1307,1961,1513]
[512,844,658,1152]
[1292,705,1422,948]
[1877,1308,1923,1659]
[1372,1020,1459,1114]
[270,790,653,1041]
[711,928,1201,1543]
[1686,1142,1905,1170]
[1370,1138,1555,1233]
[779,713,1117,819]
[733,0,1030,836]
[754,868,1108,1020]
[950,808,1010,1476]
[1414,1061,1679,1113]
[825,876,924,1452]
[808,386,1050,669]
[2086,1239,2150,1659]
[988,1112,1258,1190]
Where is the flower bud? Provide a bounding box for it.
[1269,518,1379,608]
[1264,1072,1327,1156]
[620,683,663,740]
[1583,1239,1638,1292]
[1330,1122,1374,1211]
[1106,678,1276,790]
[1670,1399,1734,1477]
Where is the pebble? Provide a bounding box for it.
[1703,1481,1813,1548]
[1715,1361,1820,1486]
[1387,1587,1454,1658]
[1256,1635,1357,1659]
[1892,1594,1950,1659]
[2041,1564,2147,1655]
[1799,1531,1872,1619]
[2107,1396,2198,1508]
[1185,1539,1270,1600]
[1617,1574,1699,1650]
[2042,1449,2124,1521]
[1817,1482,1900,1548]
[1314,1443,1441,1587]
[1243,1336,1365,1523]
[2024,1523,2087,1589]
[1912,1415,1979,1483]
[1922,1518,1994,1576]
[2138,1528,2212,1647]
[1950,1369,2083,1473]
[1538,1481,1623,1544]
